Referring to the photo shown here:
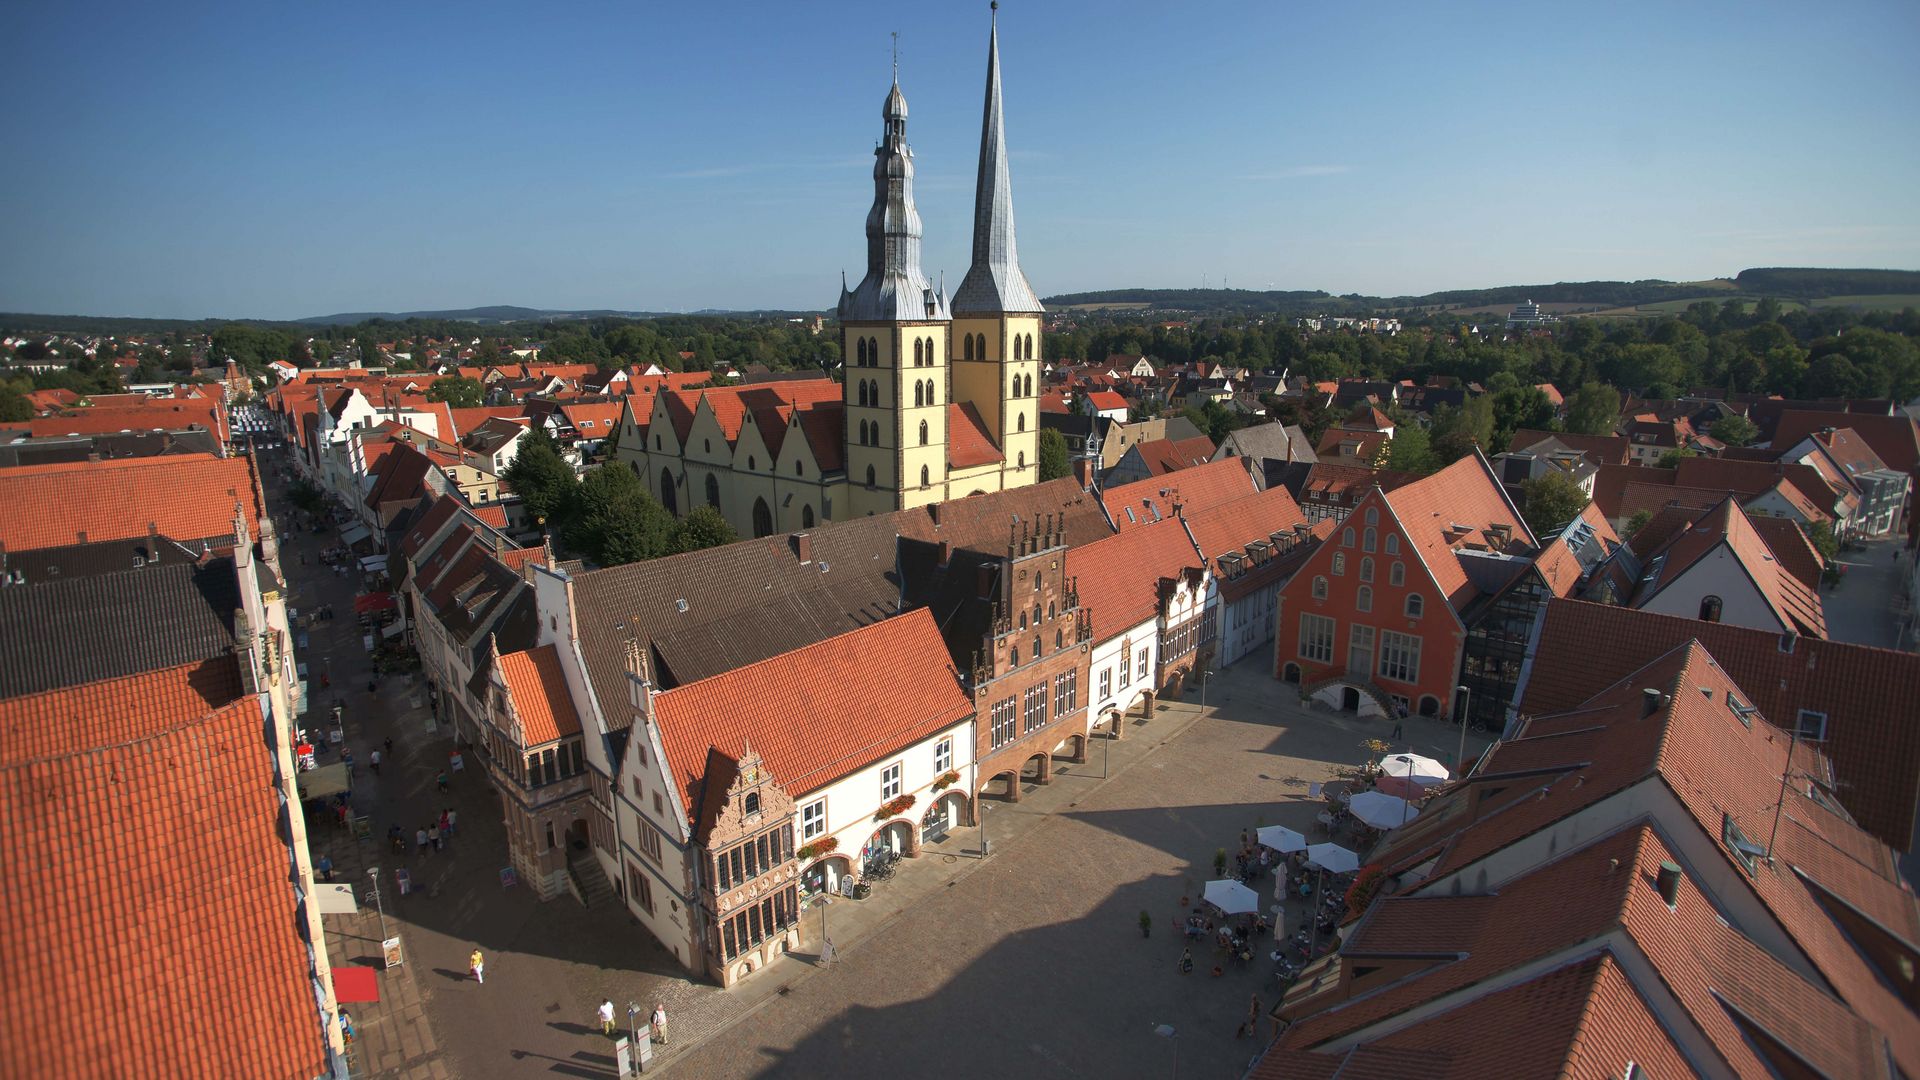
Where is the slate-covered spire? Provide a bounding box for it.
[838,66,948,323]
[953,6,1043,315]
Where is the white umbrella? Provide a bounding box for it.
[1379,752,1449,785]
[1202,878,1260,915]
[1306,842,1359,874]
[1256,825,1308,854]
[1349,790,1420,830]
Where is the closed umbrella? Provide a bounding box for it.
[1202,878,1260,915]
[1256,825,1308,854]
[1349,790,1420,830]
[1306,842,1359,874]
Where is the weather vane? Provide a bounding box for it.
[891,31,899,80]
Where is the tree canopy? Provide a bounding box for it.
[501,428,577,527]
[1519,471,1590,538]
[427,376,485,409]
[1037,428,1071,481]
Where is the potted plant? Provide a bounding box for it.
[1213,848,1228,877]
[1139,911,1153,938]
[932,769,961,791]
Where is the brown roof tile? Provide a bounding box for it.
[947,401,1005,469]
[1100,456,1258,531]
[0,454,262,553]
[499,644,581,746]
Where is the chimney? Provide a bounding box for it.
[928,502,941,526]
[1655,860,1683,907]
[1641,688,1663,718]
[1072,456,1094,488]
[790,532,813,564]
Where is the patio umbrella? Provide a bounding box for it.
[1256,825,1308,854]
[1306,843,1359,874]
[1349,790,1421,830]
[1202,878,1261,915]
[1379,753,1449,786]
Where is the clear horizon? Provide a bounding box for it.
[2,0,1916,321]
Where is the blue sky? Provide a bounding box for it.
[2,0,1916,320]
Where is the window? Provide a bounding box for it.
[990,699,1017,748]
[920,465,931,488]
[1363,527,1376,552]
[1405,594,1424,618]
[1389,561,1404,587]
[630,775,644,801]
[1343,528,1355,548]
[919,419,928,445]
[802,505,815,527]
[935,737,952,774]
[1119,644,1132,688]
[1360,557,1374,583]
[880,762,902,800]
[637,820,663,865]
[1332,553,1346,576]
[866,465,876,487]
[1312,575,1328,600]
[1356,585,1372,613]
[1699,595,1723,622]
[1032,635,1042,659]
[1365,507,1378,526]
[1385,534,1399,555]
[1023,683,1048,732]
[1723,813,1763,875]
[628,863,655,914]
[1795,709,1828,742]
[653,791,663,815]
[1054,670,1077,715]
[801,799,826,840]
[1098,666,1112,701]
[1378,630,1421,683]
[1138,647,1149,681]
[1299,613,1335,663]
[743,792,760,816]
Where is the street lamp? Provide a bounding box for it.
[1453,684,1472,778]
[980,802,991,859]
[367,866,387,944]
[1198,669,1217,714]
[1153,1023,1179,1079]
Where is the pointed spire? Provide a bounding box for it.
[838,36,946,324]
[954,4,1043,316]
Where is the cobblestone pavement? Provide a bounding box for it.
[1823,537,1904,649]
[663,661,1492,1080]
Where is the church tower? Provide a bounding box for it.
[839,66,952,517]
[951,5,1043,489]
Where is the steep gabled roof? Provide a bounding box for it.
[947,401,1004,469]
[499,644,581,747]
[1128,434,1217,477]
[1773,409,1919,474]
[0,557,239,697]
[1066,517,1205,642]
[1379,452,1536,610]
[1631,497,1825,636]
[651,609,972,823]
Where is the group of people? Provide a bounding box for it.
[1232,830,1278,885]
[386,808,457,855]
[593,999,670,1046]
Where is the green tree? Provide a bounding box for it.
[1805,520,1839,562]
[427,376,485,409]
[1656,447,1697,469]
[565,463,675,566]
[1709,414,1759,447]
[1519,471,1590,538]
[1037,428,1071,481]
[1385,423,1437,474]
[1491,386,1554,453]
[1429,396,1495,463]
[0,385,34,422]
[1561,382,1622,436]
[502,429,579,527]
[1624,508,1654,539]
[671,505,738,554]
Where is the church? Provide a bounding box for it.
[616,13,1044,537]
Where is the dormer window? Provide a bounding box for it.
[743,792,760,816]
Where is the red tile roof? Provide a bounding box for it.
[1129,434,1217,477]
[651,609,972,818]
[1084,389,1129,412]
[1099,456,1258,531]
[0,682,321,1078]
[472,504,509,528]
[1773,409,1919,474]
[0,658,242,766]
[1510,428,1631,466]
[796,403,846,472]
[1066,517,1205,642]
[1633,497,1825,636]
[1378,452,1535,609]
[0,454,262,553]
[447,406,531,438]
[1746,514,1825,590]
[1522,598,1920,850]
[947,401,1004,469]
[27,398,227,441]
[499,644,581,746]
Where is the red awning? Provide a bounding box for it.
[353,592,395,615]
[332,966,380,1003]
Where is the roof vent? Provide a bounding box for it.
[674,598,688,613]
[1641,688,1663,718]
[1655,860,1683,907]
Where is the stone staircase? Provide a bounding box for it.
[567,850,616,909]
[1299,670,1397,716]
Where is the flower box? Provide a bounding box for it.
[873,794,917,821]
[931,770,960,792]
[796,836,840,862]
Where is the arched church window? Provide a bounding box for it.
[857,338,868,366]
[914,339,923,367]
[1020,611,1027,630]
[1700,595,1723,622]
[867,337,878,364]
[914,382,924,408]
[964,335,975,361]
[705,473,720,509]
[802,505,815,527]
[1018,451,1026,468]
[919,419,928,446]
[920,464,930,488]
[1017,413,1026,432]
[976,333,987,359]
[865,465,876,487]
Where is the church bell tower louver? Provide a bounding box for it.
[951,3,1043,486]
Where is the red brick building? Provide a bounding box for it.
[1274,452,1534,721]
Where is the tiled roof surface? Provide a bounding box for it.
[1379,452,1535,609]
[558,401,624,435]
[0,558,239,697]
[947,401,1004,469]
[1084,389,1129,411]
[651,609,971,821]
[1066,517,1204,642]
[472,504,509,528]
[28,398,227,441]
[1815,426,1891,477]
[1773,410,1919,473]
[1100,456,1258,531]
[1216,421,1317,466]
[1672,456,1838,514]
[0,658,242,767]
[0,454,262,553]
[1131,434,1218,477]
[0,692,322,1079]
[1746,514,1825,590]
[499,644,581,746]
[796,403,846,472]
[1522,598,1920,850]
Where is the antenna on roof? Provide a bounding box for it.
[1764,717,1799,864]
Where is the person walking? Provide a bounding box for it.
[1238,994,1262,1038]
[436,770,449,794]
[598,1000,615,1036]
[316,853,333,882]
[445,807,457,837]
[650,1003,668,1045]
[1178,947,1193,975]
[383,736,393,757]
[428,823,441,851]
[369,749,381,775]
[416,827,429,854]
[469,949,485,984]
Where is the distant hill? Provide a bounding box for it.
[295,305,675,325]
[1044,268,1920,315]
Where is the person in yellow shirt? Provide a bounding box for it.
[469,949,485,984]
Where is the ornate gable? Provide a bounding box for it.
[698,742,796,849]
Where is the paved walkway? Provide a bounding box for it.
[1823,537,1906,649]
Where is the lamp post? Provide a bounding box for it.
[368,866,387,945]
[1453,684,1472,778]
[1198,669,1217,714]
[1153,1023,1179,1079]
[980,802,991,859]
